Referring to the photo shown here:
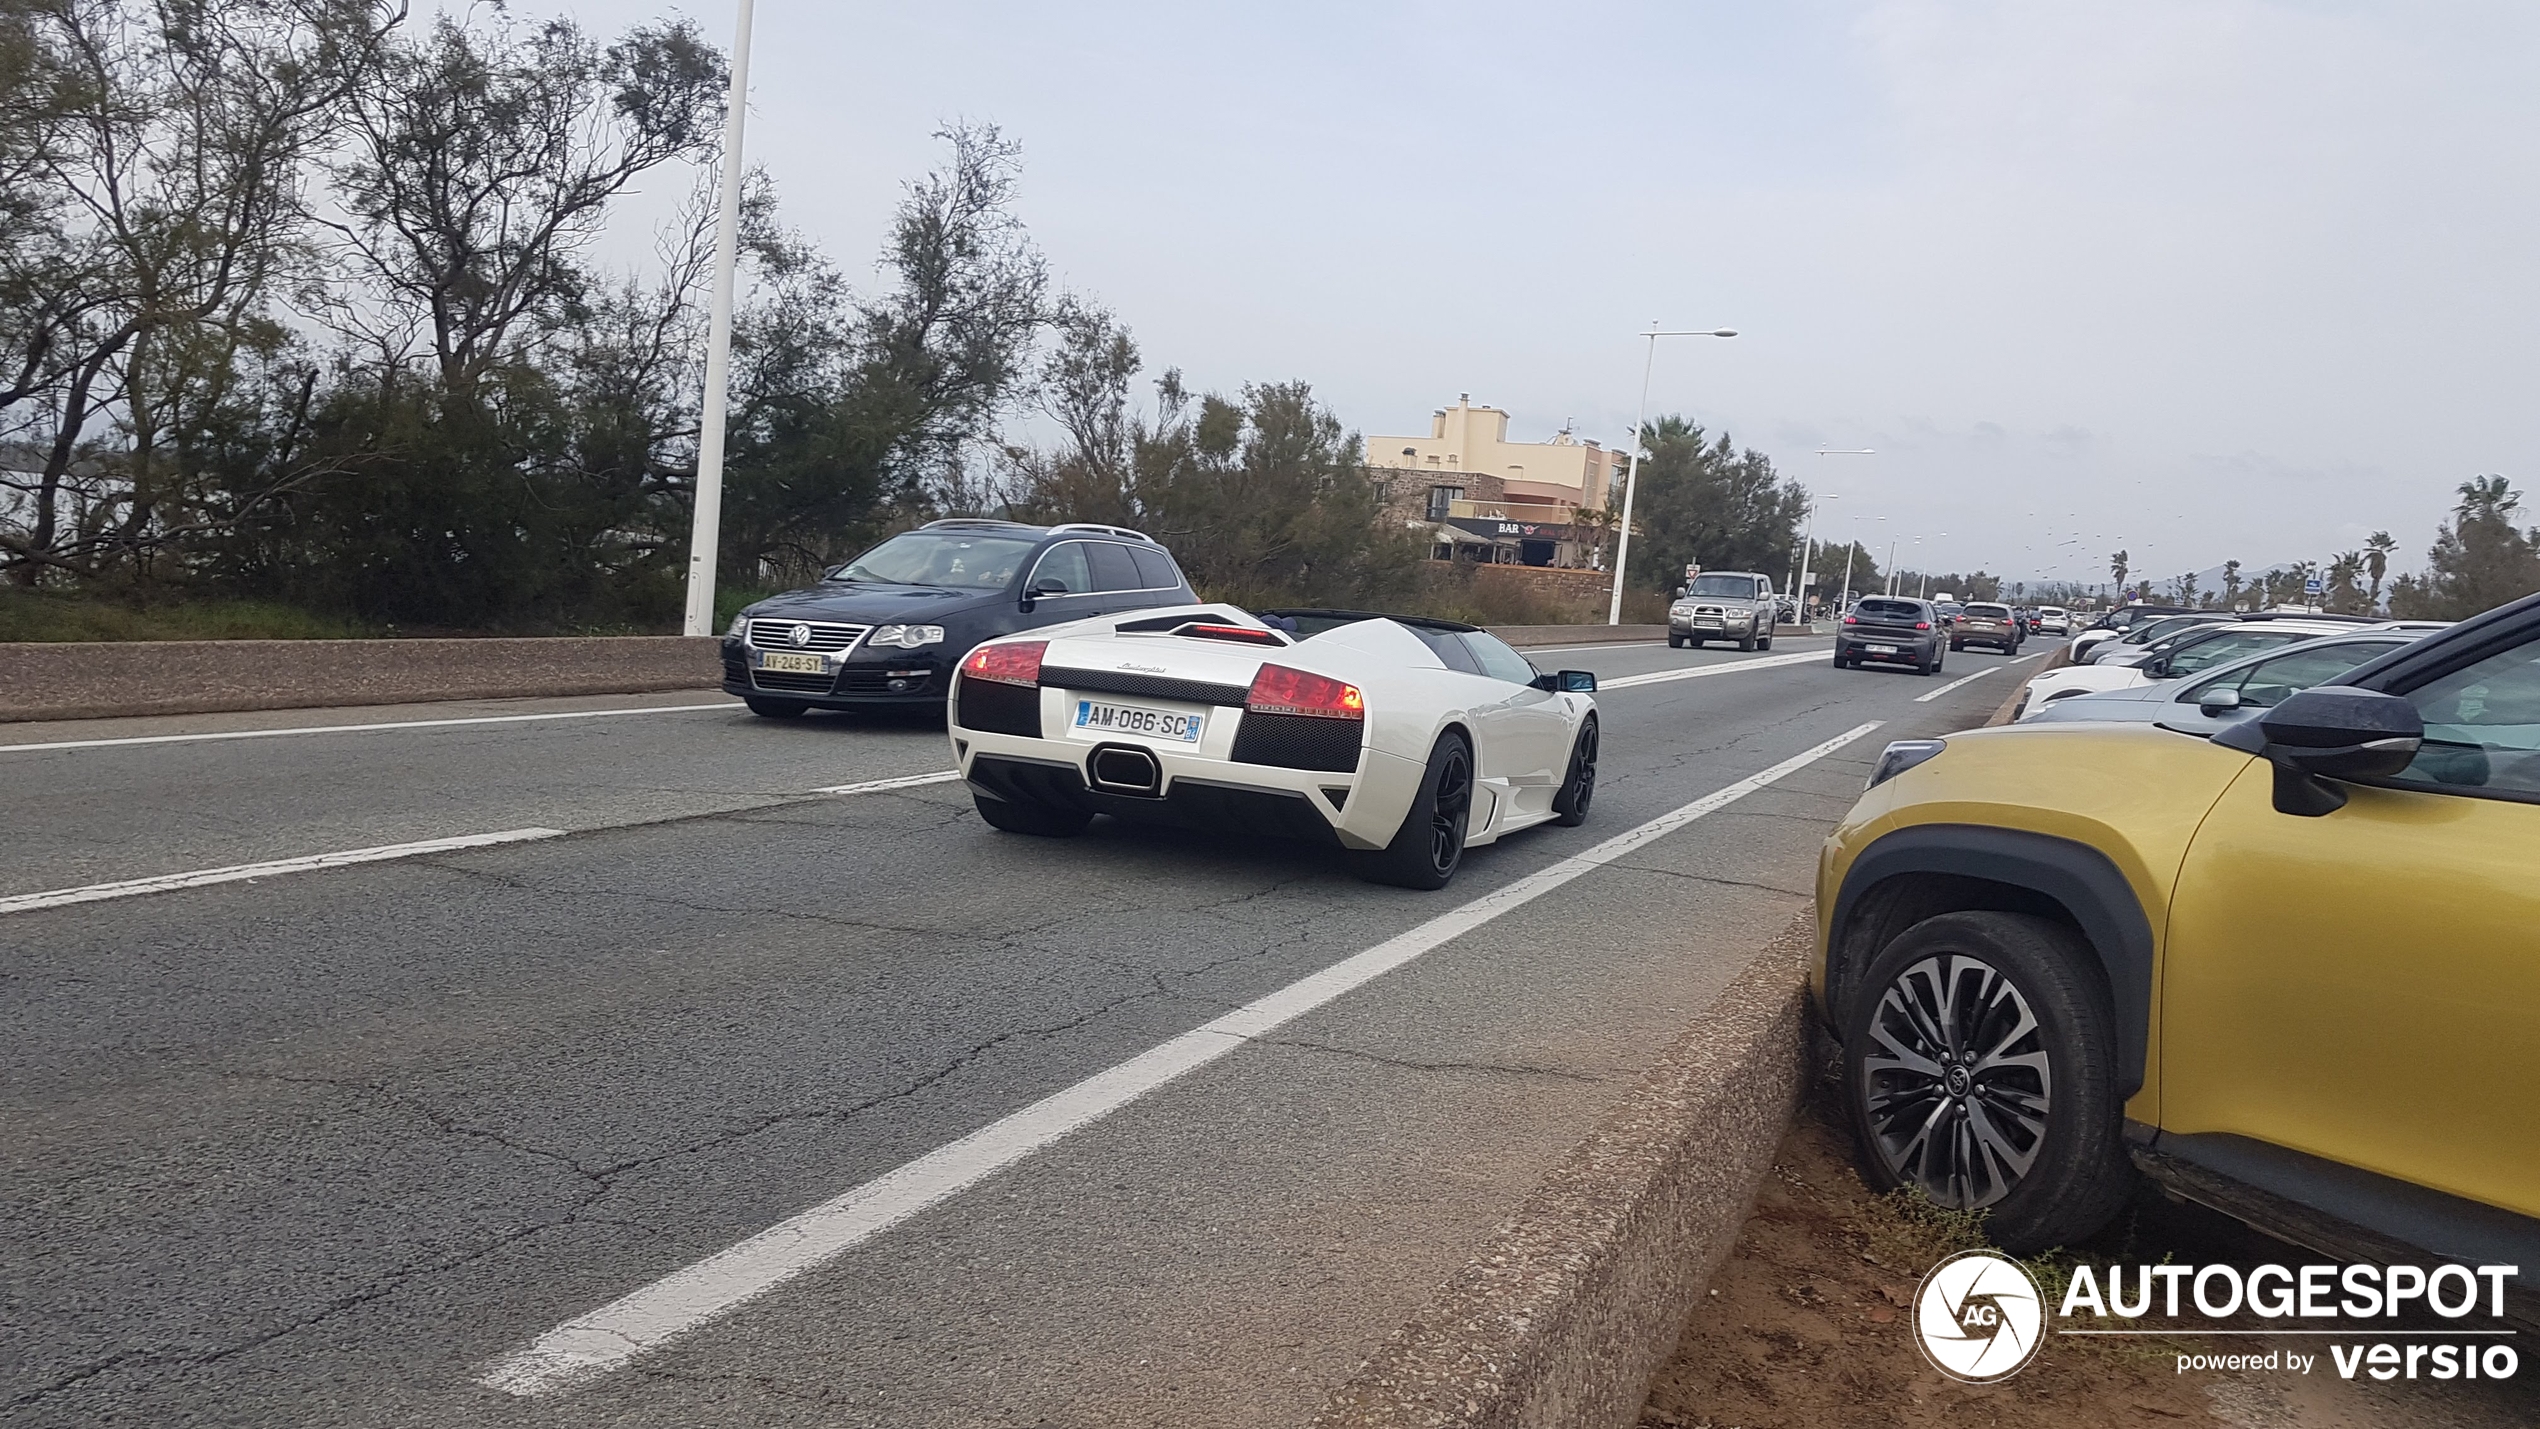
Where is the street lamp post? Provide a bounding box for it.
[1798,449,1872,620]
[1606,324,1737,625]
[679,0,758,638]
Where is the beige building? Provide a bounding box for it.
[1366,395,1629,567]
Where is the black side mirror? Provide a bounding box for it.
[2213,688,2422,816]
[1560,670,1597,693]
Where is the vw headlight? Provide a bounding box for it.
[869,624,946,649]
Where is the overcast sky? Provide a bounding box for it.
[557,0,2538,588]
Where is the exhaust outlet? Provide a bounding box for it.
[1088,744,1162,796]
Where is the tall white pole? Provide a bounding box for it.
[1605,332,1658,626]
[680,0,757,639]
[1794,499,1817,615]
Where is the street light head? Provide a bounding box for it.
[1710,329,1738,338]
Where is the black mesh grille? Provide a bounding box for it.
[721,656,748,683]
[1229,712,1363,772]
[956,680,1042,736]
[1041,666,1249,707]
[751,669,838,694]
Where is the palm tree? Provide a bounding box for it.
[2221,559,2243,609]
[2326,550,2365,614]
[2110,549,2130,594]
[2364,531,2396,609]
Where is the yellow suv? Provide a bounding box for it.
[1813,591,2540,1283]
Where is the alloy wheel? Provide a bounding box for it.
[1568,722,1598,816]
[1860,953,2053,1210]
[1428,744,1472,873]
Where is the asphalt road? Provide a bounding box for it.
[2,635,2039,1427]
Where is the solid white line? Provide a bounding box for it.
[1597,648,1827,690]
[809,770,961,796]
[0,702,741,755]
[478,719,1887,1396]
[0,829,566,915]
[1910,650,2048,703]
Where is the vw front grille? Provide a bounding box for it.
[746,619,869,653]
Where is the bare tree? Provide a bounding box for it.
[320,10,723,399]
[0,0,400,584]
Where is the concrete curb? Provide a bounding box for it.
[1985,644,2069,726]
[0,636,722,723]
[1489,624,1667,648]
[1313,916,1816,1429]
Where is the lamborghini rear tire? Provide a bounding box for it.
[973,791,1093,838]
[1352,732,1474,890]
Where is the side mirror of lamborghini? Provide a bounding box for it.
[2212,687,2422,816]
[1559,670,1597,693]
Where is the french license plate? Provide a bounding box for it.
[760,651,826,674]
[1695,620,1722,628]
[1867,644,1899,655]
[1074,700,1203,743]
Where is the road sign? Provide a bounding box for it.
[2304,575,2325,596]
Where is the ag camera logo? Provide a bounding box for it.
[1915,1250,2046,1382]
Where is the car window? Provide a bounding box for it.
[1460,631,1542,686]
[1857,599,1922,622]
[2386,635,2540,799]
[2163,629,2304,676]
[2187,640,2406,709]
[1027,541,1092,595]
[1085,541,1142,593]
[1685,574,1760,599]
[834,530,1036,590]
[1403,624,1483,674]
[1128,545,1182,591]
[1966,604,2011,619]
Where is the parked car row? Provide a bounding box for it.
[1814,589,2540,1328]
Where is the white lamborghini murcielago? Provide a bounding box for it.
[948,605,1600,888]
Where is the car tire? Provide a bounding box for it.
[745,696,810,718]
[1668,633,1686,649]
[1551,717,1598,827]
[1759,632,1774,650]
[1950,639,1964,652]
[1738,632,1757,652]
[1351,731,1474,890]
[971,791,1094,838]
[1833,652,1851,669]
[1840,911,2134,1255]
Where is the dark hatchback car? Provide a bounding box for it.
[1834,596,1947,675]
[722,520,1198,717]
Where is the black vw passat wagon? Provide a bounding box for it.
[721,520,1199,717]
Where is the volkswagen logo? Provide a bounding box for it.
[787,623,813,648]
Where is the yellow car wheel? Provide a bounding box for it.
[1841,911,2133,1254]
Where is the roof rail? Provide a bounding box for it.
[920,517,1035,531]
[1047,522,1157,544]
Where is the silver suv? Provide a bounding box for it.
[1669,571,1778,651]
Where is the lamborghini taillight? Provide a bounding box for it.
[1245,663,1364,719]
[962,639,1045,688]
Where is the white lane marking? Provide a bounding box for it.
[0,702,741,755]
[1597,648,1827,690]
[810,771,961,796]
[1910,651,2044,703]
[0,829,565,915]
[479,719,1885,1396]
